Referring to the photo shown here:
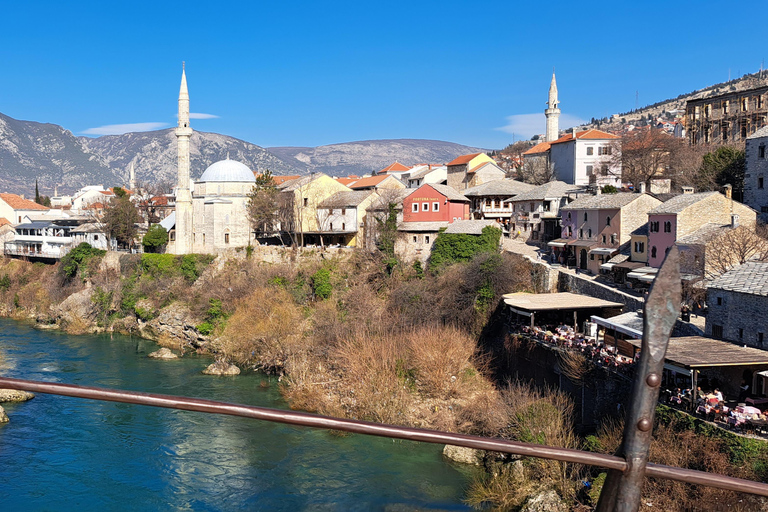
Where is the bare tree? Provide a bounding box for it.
[517,157,555,185]
[704,225,768,279]
[611,128,677,190]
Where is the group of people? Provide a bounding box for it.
[516,323,635,376]
[667,387,768,433]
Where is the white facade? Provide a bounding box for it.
[550,133,621,188]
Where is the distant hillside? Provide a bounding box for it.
[268,139,487,176]
[79,129,306,189]
[579,70,768,131]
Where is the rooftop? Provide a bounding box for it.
[675,223,731,245]
[561,192,654,211]
[748,126,768,140]
[510,180,577,202]
[0,193,50,211]
[549,129,621,145]
[522,141,551,155]
[447,153,484,166]
[198,159,255,183]
[378,161,410,174]
[625,336,768,368]
[409,183,469,202]
[649,191,720,214]
[443,219,499,235]
[462,179,535,197]
[318,190,375,208]
[349,175,396,189]
[708,261,768,296]
[397,221,449,232]
[503,292,624,312]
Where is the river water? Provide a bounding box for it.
[0,319,476,511]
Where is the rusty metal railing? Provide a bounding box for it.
[3,247,768,508]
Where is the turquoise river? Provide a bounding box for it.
[0,318,477,511]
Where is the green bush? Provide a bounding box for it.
[60,243,106,280]
[311,268,333,300]
[139,254,177,277]
[196,322,214,336]
[429,226,501,270]
[180,254,215,281]
[0,274,10,291]
[195,298,228,336]
[142,224,169,252]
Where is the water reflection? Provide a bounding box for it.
[0,319,474,510]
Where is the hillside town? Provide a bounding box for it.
[3,68,768,442]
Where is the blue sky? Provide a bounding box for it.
[0,0,765,149]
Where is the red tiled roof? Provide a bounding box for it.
[0,193,50,211]
[335,177,359,186]
[379,161,411,174]
[271,175,302,185]
[0,218,12,227]
[447,153,484,166]
[550,129,620,145]
[350,175,392,189]
[85,202,105,209]
[150,196,169,206]
[523,141,552,155]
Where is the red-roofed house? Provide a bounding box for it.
[0,193,50,224]
[349,174,405,191]
[446,153,505,191]
[378,161,411,175]
[550,129,622,187]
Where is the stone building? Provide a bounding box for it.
[646,190,756,268]
[510,180,581,244]
[316,190,378,247]
[706,262,768,348]
[686,83,768,145]
[462,179,535,230]
[745,125,768,222]
[167,66,256,254]
[445,153,504,191]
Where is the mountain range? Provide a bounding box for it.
[0,112,485,196]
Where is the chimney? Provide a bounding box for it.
[724,184,733,200]
[682,186,694,194]
[731,214,739,228]
[639,181,647,194]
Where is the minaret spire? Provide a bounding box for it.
[175,62,193,254]
[545,70,561,142]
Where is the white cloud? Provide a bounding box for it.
[496,113,587,139]
[189,113,219,119]
[82,122,169,135]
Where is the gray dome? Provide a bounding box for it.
[198,159,256,183]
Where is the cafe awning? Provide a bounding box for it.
[590,247,618,256]
[547,238,570,247]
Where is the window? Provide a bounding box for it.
[650,221,659,233]
[587,147,594,155]
[722,123,729,141]
[584,212,588,222]
[579,229,584,238]
[605,216,611,227]
[664,221,672,233]
[611,234,616,244]
[422,202,429,212]
[634,241,645,253]
[739,328,744,340]
[567,226,573,236]
[94,235,99,241]
[722,100,729,115]
[590,254,594,261]
[602,235,606,243]
[760,333,765,346]
[704,105,711,118]
[342,223,346,230]
[412,203,419,212]
[586,165,593,175]
[330,222,333,230]
[202,233,205,244]
[759,177,764,189]
[759,95,765,109]
[303,198,308,207]
[341,208,346,215]
[567,212,572,220]
[413,235,417,243]
[224,233,230,244]
[598,146,612,156]
[588,229,592,238]
[433,202,439,212]
[760,145,766,158]
[716,296,723,306]
[601,165,609,176]
[425,235,430,244]
[713,325,723,339]
[741,97,748,112]
[651,246,657,258]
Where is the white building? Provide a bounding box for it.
[549,129,622,188]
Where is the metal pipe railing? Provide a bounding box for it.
[1,376,767,498]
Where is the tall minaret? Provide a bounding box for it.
[175,63,193,254]
[545,71,561,142]
[129,161,137,192]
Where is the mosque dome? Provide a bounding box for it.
[198,159,256,183]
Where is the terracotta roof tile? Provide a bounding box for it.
[447,153,484,166]
[271,175,303,186]
[0,218,11,227]
[523,141,551,155]
[349,175,391,189]
[378,162,410,174]
[550,129,621,145]
[0,193,50,211]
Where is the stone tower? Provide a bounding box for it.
[129,161,137,192]
[545,71,560,142]
[174,63,193,255]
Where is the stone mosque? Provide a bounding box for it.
[167,64,256,255]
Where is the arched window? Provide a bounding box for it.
[584,212,588,222]
[651,246,657,258]
[664,221,672,233]
[606,216,611,227]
